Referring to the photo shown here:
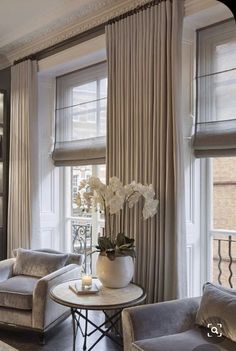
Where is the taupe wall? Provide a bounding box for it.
[0,67,11,92]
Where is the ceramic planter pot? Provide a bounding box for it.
[96,254,134,288]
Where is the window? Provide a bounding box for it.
[196,19,236,288]
[55,62,107,273]
[194,19,236,158]
[67,164,106,274]
[211,157,236,288]
[53,62,107,166]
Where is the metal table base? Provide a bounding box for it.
[71,308,123,351]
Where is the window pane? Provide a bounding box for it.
[72,102,97,140]
[214,40,236,72]
[213,157,236,231]
[71,164,106,217]
[72,165,92,217]
[197,21,236,123]
[100,78,107,98]
[70,164,106,274]
[212,70,236,121]
[73,81,97,105]
[213,38,236,121]
[212,157,236,288]
[70,78,107,140]
[212,235,236,288]
[56,63,107,145]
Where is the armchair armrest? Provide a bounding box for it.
[122,297,200,351]
[32,263,81,330]
[0,258,15,283]
[66,253,84,266]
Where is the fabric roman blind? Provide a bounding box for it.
[193,19,236,158]
[53,62,107,166]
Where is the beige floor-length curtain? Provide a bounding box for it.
[106,0,186,302]
[8,60,38,257]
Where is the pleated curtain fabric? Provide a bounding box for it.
[106,0,186,302]
[8,60,38,257]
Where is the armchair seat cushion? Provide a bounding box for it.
[132,328,236,351]
[0,275,38,310]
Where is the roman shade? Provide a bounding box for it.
[52,136,106,166]
[52,62,107,166]
[194,120,236,158]
[193,19,236,158]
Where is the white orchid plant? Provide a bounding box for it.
[77,176,158,260]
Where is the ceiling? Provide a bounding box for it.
[0,0,233,68]
[0,0,149,67]
[0,0,94,49]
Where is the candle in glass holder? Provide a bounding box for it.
[82,275,92,288]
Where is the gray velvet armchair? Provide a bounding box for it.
[0,248,83,343]
[122,296,236,351]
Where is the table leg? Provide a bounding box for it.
[83,309,88,350]
[71,308,77,351]
[72,308,123,351]
[103,310,122,338]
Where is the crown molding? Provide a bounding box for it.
[184,0,218,16]
[0,0,150,69]
[0,55,10,70]
[0,0,90,48]
[0,0,226,70]
[184,0,232,31]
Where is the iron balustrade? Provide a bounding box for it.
[213,235,236,288]
[72,222,92,274]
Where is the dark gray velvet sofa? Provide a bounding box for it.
[122,297,236,351]
[0,249,83,342]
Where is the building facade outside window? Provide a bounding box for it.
[211,157,236,288]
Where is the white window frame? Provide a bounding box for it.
[183,6,233,296]
[38,34,106,253]
[57,64,107,273]
[197,19,236,285]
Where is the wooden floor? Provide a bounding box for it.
[0,312,122,351]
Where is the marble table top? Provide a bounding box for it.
[50,279,146,310]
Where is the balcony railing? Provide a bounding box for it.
[72,221,92,274]
[71,217,104,275]
[213,234,236,288]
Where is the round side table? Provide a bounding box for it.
[50,279,146,351]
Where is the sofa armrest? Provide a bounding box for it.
[122,297,200,351]
[0,258,15,283]
[32,264,81,330]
